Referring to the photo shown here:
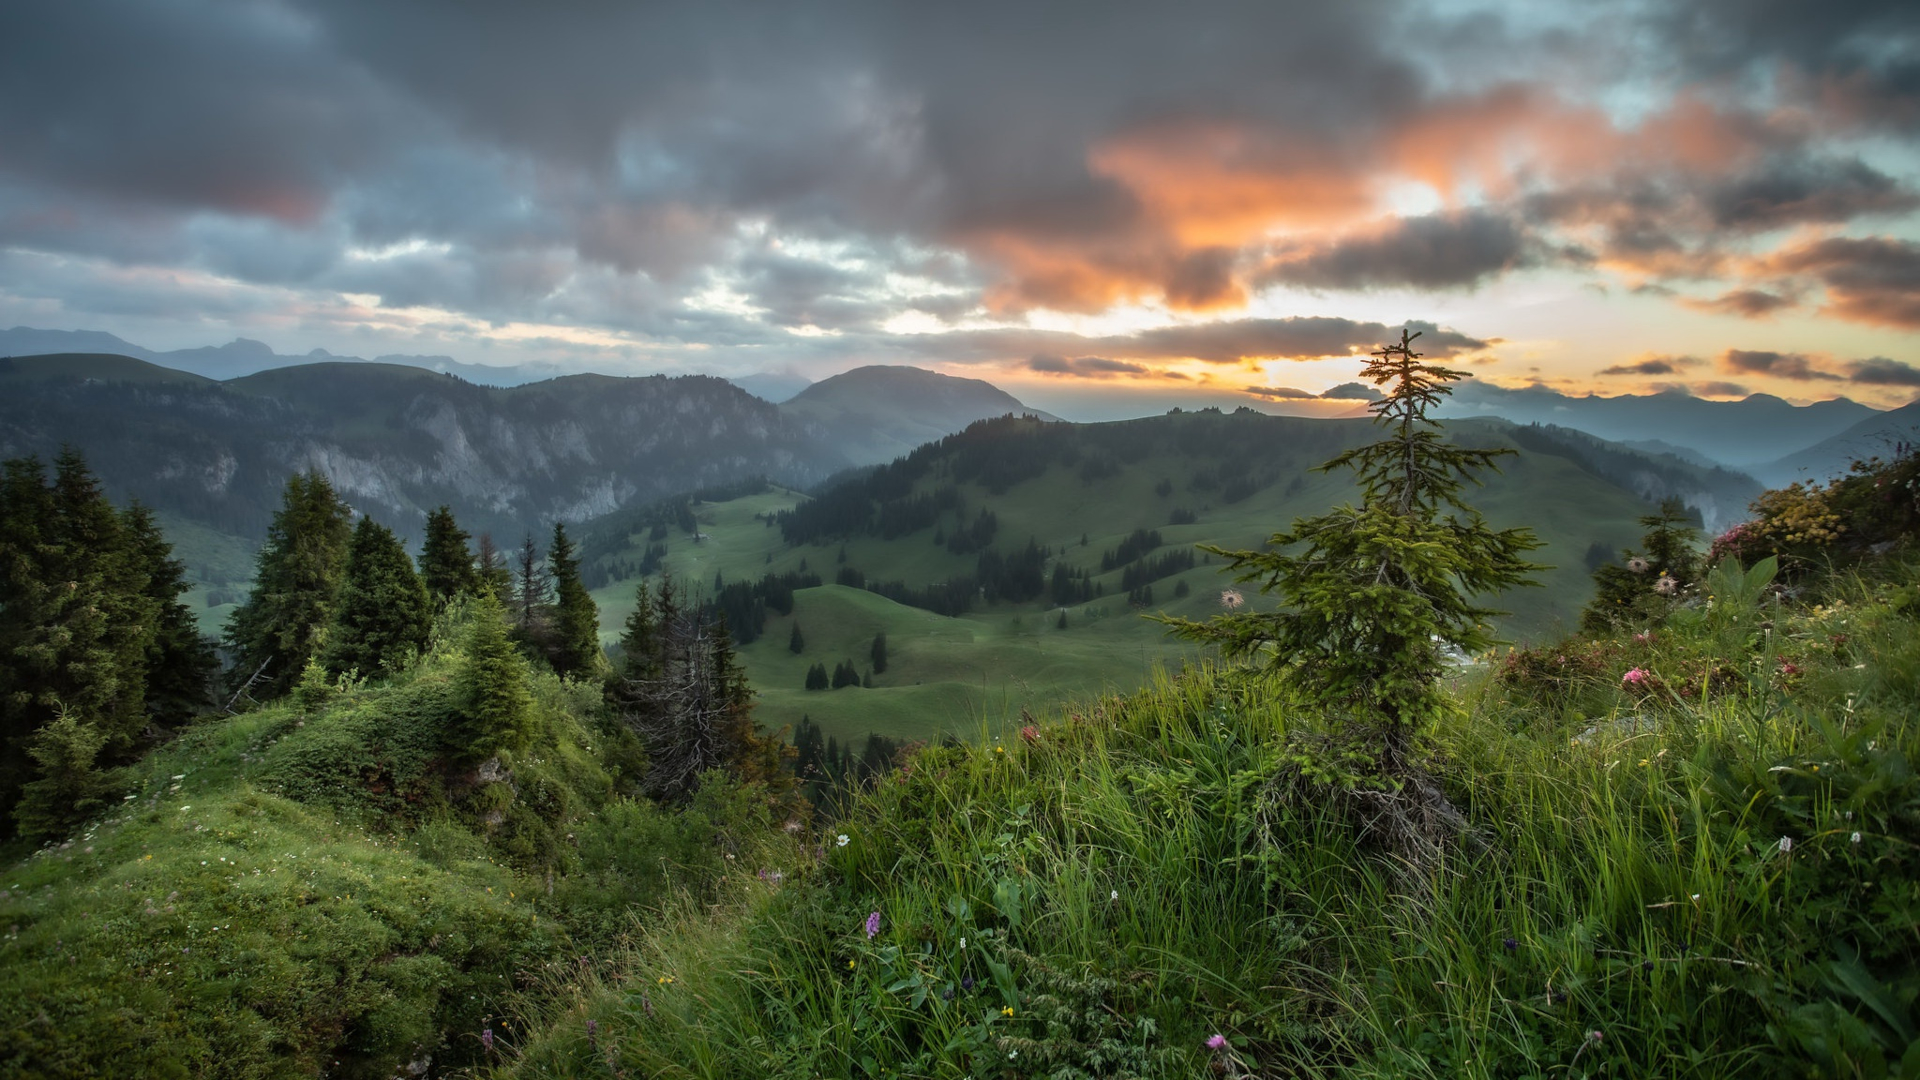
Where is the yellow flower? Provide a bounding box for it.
[848,959,856,969]
[1001,1006,1014,1017]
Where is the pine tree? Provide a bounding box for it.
[323,516,432,678]
[121,504,215,726]
[225,472,353,700]
[788,622,805,654]
[452,591,535,761]
[547,522,600,677]
[420,505,479,604]
[13,709,113,844]
[513,532,551,635]
[1167,329,1543,774]
[1581,498,1703,633]
[805,662,828,690]
[45,450,154,749]
[870,632,888,674]
[474,532,513,598]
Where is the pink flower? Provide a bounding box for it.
[1019,724,1039,744]
[865,910,882,939]
[1632,631,1654,644]
[1206,1034,1228,1050]
[1654,575,1678,596]
[1622,668,1649,686]
[1220,590,1244,610]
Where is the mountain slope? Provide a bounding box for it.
[779,364,1060,465]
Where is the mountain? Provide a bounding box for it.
[1438,382,1878,467]
[778,364,1060,465]
[1753,400,1920,486]
[730,369,814,403]
[0,354,849,548]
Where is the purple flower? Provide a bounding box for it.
[1503,937,1518,952]
[1206,1034,1228,1050]
[961,977,975,991]
[865,910,882,938]
[481,1027,494,1052]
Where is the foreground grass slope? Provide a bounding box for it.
[502,553,1920,1079]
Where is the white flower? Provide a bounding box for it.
[959,937,966,949]
[1778,836,1794,854]
[1110,889,1119,901]
[835,834,849,847]
[1851,831,1862,845]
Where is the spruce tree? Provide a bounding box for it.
[323,516,432,677]
[420,505,479,604]
[1581,499,1703,633]
[870,632,888,674]
[474,532,513,599]
[46,450,154,749]
[1167,329,1543,773]
[452,591,535,761]
[512,532,551,639]
[13,709,113,844]
[121,504,216,726]
[225,472,353,699]
[547,522,601,677]
[788,622,805,654]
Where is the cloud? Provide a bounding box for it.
[1243,385,1315,399]
[1681,288,1798,318]
[1691,381,1752,398]
[1721,348,1844,381]
[1847,356,1920,386]
[1024,354,1153,379]
[1706,156,1918,231]
[1319,381,1376,399]
[1597,355,1702,376]
[1258,209,1543,291]
[1765,236,1920,329]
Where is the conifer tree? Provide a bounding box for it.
[323,516,432,677]
[13,709,113,843]
[547,522,600,677]
[474,532,513,598]
[121,504,216,726]
[788,622,805,654]
[420,505,479,604]
[1168,329,1543,773]
[870,632,888,674]
[1581,498,1703,633]
[225,471,353,699]
[45,450,154,747]
[512,532,551,640]
[452,590,535,761]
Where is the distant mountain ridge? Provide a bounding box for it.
[1439,382,1877,467]
[0,353,848,544]
[1755,401,1920,486]
[0,325,561,385]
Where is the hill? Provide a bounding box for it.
[582,409,1756,746]
[780,364,1060,465]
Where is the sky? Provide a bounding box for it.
[2,0,1917,419]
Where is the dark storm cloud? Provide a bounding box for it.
[1258,210,1541,291]
[1597,356,1701,376]
[1706,157,1918,230]
[1662,0,1920,131]
[1721,348,1844,381]
[1847,356,1920,386]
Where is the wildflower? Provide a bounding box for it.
[1851,831,1862,844]
[1110,889,1119,901]
[657,975,674,985]
[1002,1006,1015,1017]
[1626,557,1650,574]
[994,746,1004,754]
[1588,1030,1604,1044]
[1220,589,1244,609]
[585,1019,597,1043]
[1207,1034,1228,1050]
[865,911,882,939]
[1622,668,1649,686]
[481,1027,494,1053]
[962,977,975,991]
[959,937,966,949]
[1653,574,1678,596]
[1019,724,1039,744]
[847,959,856,969]
[1502,937,1518,952]
[1777,658,1802,676]
[1777,836,1794,855]
[836,834,849,847]
[1632,631,1654,644]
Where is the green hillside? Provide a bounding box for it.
[0,352,216,387]
[586,410,1736,746]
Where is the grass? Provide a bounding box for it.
[494,552,1920,1079]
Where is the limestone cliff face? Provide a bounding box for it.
[0,357,846,542]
